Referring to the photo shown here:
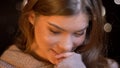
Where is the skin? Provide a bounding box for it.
[28,11,89,64]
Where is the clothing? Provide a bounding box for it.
[0,45,54,68]
[0,45,119,68]
[107,59,119,68]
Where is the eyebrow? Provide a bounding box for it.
[76,25,88,32]
[48,22,88,32]
[48,22,65,31]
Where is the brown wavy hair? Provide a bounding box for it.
[15,0,108,68]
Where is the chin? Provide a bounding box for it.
[47,55,58,64]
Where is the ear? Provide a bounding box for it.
[28,11,36,25]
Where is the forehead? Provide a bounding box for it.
[48,13,88,23]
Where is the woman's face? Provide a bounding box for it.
[29,12,89,64]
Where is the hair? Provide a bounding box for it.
[15,0,108,68]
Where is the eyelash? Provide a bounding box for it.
[49,29,61,35]
[74,31,84,37]
[49,28,85,37]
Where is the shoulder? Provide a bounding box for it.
[107,58,119,68]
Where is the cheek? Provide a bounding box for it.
[44,35,60,46]
[74,35,86,46]
[34,24,49,48]
[35,25,58,47]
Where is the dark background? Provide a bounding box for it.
[0,0,21,55]
[102,0,120,64]
[0,0,120,64]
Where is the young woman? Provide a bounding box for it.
[0,0,119,68]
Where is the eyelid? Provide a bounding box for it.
[74,30,85,37]
[75,31,84,35]
[48,27,61,34]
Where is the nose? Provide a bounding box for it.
[58,35,73,52]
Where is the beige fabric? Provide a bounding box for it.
[0,45,54,68]
[0,45,119,68]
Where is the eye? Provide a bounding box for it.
[74,31,84,37]
[49,29,61,35]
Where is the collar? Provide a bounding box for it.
[1,45,54,68]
